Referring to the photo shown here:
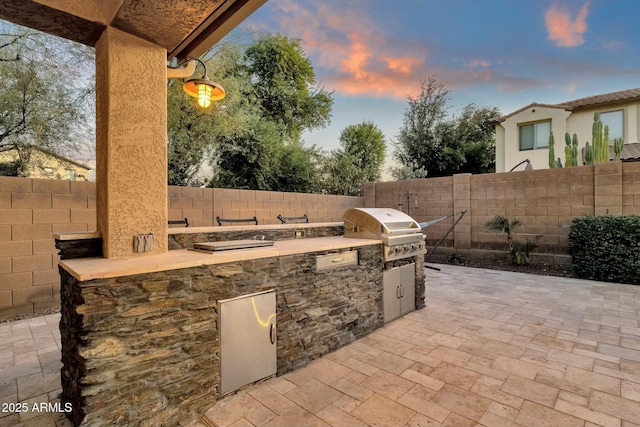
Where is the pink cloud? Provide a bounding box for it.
[253,1,540,100]
[384,56,420,74]
[545,2,590,47]
[262,0,430,99]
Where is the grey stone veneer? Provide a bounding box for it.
[60,243,394,426]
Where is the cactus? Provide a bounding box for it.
[584,141,594,165]
[604,125,610,162]
[562,132,579,167]
[564,133,572,167]
[591,111,605,163]
[556,157,563,168]
[614,137,624,160]
[548,132,556,168]
[572,133,579,166]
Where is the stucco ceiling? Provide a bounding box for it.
[0,0,266,59]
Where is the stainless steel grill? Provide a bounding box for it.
[343,208,426,261]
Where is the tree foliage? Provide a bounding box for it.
[167,40,256,186]
[202,33,332,192]
[321,121,386,196]
[244,33,333,142]
[392,76,499,179]
[167,32,333,190]
[0,22,94,176]
[210,118,320,192]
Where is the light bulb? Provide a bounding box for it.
[197,84,212,108]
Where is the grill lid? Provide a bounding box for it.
[343,208,421,239]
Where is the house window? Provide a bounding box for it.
[519,121,550,150]
[600,110,623,140]
[65,169,77,181]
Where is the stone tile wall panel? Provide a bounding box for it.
[60,244,387,426]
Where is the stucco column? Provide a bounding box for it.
[95,27,168,257]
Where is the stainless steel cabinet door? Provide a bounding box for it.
[383,267,402,323]
[400,263,415,316]
[220,290,277,395]
[383,263,416,323]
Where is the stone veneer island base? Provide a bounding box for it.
[58,230,425,426]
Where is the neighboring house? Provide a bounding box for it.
[492,88,640,172]
[0,144,91,181]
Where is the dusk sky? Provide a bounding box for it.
[239,0,640,175]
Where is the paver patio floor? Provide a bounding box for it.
[2,264,640,426]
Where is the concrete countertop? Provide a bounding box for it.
[59,236,380,281]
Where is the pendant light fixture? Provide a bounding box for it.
[181,58,225,108]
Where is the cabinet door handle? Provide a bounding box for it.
[400,284,405,297]
[396,285,401,299]
[269,323,276,345]
[332,258,344,263]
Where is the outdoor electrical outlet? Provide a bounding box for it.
[134,234,154,252]
[295,230,305,239]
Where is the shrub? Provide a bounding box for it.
[485,215,521,264]
[568,215,640,285]
[513,235,541,266]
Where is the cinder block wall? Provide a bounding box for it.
[0,177,363,320]
[167,186,362,226]
[364,161,640,257]
[0,177,96,320]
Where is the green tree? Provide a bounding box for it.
[167,40,257,186]
[391,77,499,179]
[322,121,386,195]
[453,104,501,174]
[210,118,320,192]
[391,76,457,179]
[203,32,330,192]
[244,33,333,141]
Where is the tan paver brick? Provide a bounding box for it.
[469,375,524,409]
[589,390,640,424]
[428,362,481,390]
[430,384,492,422]
[361,370,415,401]
[564,366,621,395]
[501,375,559,407]
[285,378,343,414]
[516,401,585,427]
[316,405,368,427]
[351,394,416,427]
[396,385,449,422]
[491,355,540,380]
[555,398,621,427]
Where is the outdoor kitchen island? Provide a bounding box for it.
[58,227,425,427]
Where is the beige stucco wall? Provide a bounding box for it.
[34,0,122,24]
[566,103,639,150]
[95,27,168,257]
[497,101,640,172]
[498,106,572,172]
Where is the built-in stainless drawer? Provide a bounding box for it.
[316,250,358,271]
